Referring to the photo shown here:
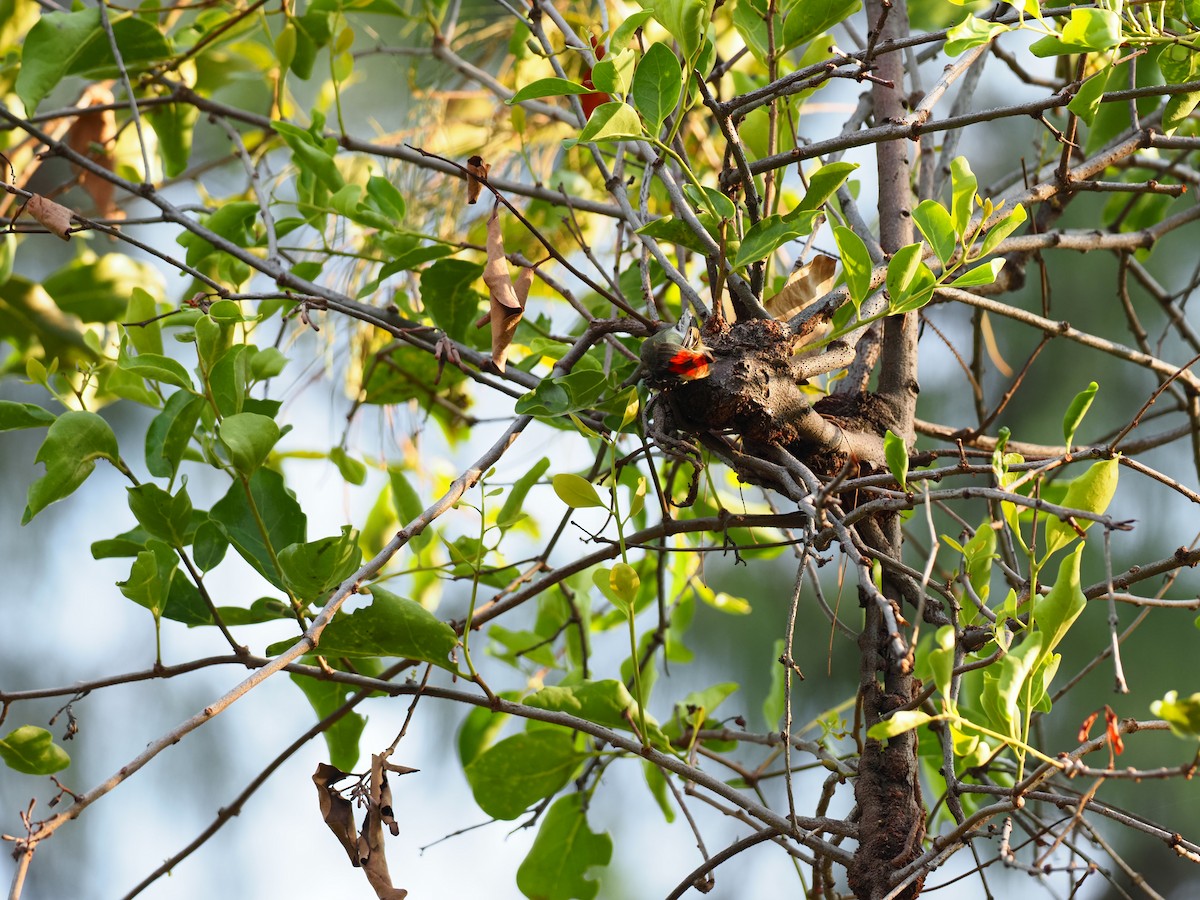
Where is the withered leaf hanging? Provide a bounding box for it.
[312,763,359,865]
[478,206,532,374]
[65,83,121,220]
[465,155,489,205]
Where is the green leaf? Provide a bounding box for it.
[23,411,120,524]
[552,473,605,508]
[16,9,172,113]
[499,457,551,529]
[208,344,248,417]
[732,212,819,268]
[762,637,787,728]
[963,522,997,605]
[609,562,641,609]
[458,705,511,768]
[949,259,1003,288]
[526,680,645,733]
[120,290,167,354]
[912,199,956,267]
[646,0,712,59]
[731,0,771,64]
[1062,381,1099,450]
[16,8,102,113]
[636,213,719,255]
[291,674,367,771]
[642,761,676,822]
[279,526,363,602]
[682,185,735,220]
[1035,7,1121,56]
[1158,45,1200,133]
[210,468,306,589]
[1151,690,1200,740]
[1163,89,1200,136]
[1043,457,1120,557]
[569,101,645,145]
[118,352,193,389]
[364,175,406,223]
[218,413,281,476]
[611,10,656,52]
[420,258,483,343]
[293,585,457,668]
[0,401,55,431]
[118,539,178,618]
[127,483,193,546]
[591,48,635,95]
[796,161,858,213]
[193,520,228,572]
[0,277,96,365]
[464,730,584,820]
[145,101,198,179]
[272,120,343,193]
[328,447,367,485]
[507,77,595,104]
[145,389,203,480]
[884,429,909,490]
[833,225,873,308]
[944,13,1009,57]
[978,204,1027,257]
[867,710,933,740]
[980,633,1043,740]
[1032,545,1086,659]
[1067,68,1110,126]
[632,42,682,134]
[949,157,977,237]
[516,794,613,900]
[886,243,936,312]
[692,581,751,614]
[179,203,260,267]
[1029,8,1121,58]
[0,726,70,775]
[43,254,163,325]
[780,0,860,51]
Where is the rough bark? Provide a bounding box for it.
[847,1,928,897]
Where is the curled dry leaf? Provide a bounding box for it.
[478,206,530,374]
[66,84,121,219]
[313,763,359,865]
[465,155,489,205]
[361,753,408,899]
[313,758,411,900]
[766,253,837,325]
[24,194,74,241]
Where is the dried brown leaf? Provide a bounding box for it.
[479,207,529,373]
[25,194,74,241]
[358,753,408,899]
[466,155,489,205]
[766,254,837,322]
[66,84,121,219]
[313,763,360,865]
[980,310,1013,377]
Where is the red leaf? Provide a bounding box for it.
[1104,706,1124,755]
[579,35,610,120]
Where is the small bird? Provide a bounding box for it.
[631,318,715,387]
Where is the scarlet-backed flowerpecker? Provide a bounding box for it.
[634,321,714,386]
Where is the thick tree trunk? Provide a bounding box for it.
[848,1,927,897]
